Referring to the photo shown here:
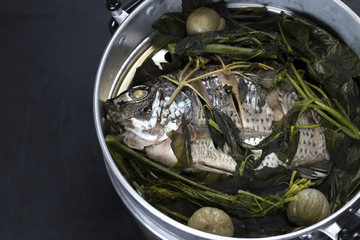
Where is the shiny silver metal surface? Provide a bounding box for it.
[94,1,360,239]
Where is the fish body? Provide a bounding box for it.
[104,65,330,178]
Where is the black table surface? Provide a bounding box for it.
[1,1,360,240]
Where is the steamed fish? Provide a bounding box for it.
[104,64,330,178]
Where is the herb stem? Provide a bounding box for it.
[237,189,277,206]
[239,154,255,176]
[107,135,315,218]
[293,124,322,129]
[310,99,360,138]
[285,73,307,99]
[283,46,360,139]
[277,21,293,52]
[290,63,314,99]
[105,135,220,194]
[156,204,190,222]
[312,107,359,139]
[305,81,332,107]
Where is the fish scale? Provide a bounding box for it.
[197,73,273,146]
[191,139,237,174]
[278,92,329,173]
[290,112,330,178]
[202,75,242,127]
[239,79,273,145]
[255,91,330,178]
[192,71,330,177]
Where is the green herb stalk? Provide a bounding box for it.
[277,21,360,140]
[106,135,312,219]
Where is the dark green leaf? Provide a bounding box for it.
[212,108,245,160]
[170,29,279,60]
[227,7,278,31]
[168,115,193,169]
[203,106,226,150]
[280,13,360,119]
[181,0,213,14]
[232,213,295,238]
[152,12,188,42]
[238,77,249,104]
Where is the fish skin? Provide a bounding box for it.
[104,65,330,178]
[255,90,330,179]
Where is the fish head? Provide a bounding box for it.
[104,82,162,150]
[104,80,192,150]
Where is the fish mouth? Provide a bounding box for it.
[103,100,116,112]
[103,100,127,135]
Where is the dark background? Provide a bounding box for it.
[1,1,359,240]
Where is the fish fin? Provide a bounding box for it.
[218,73,244,128]
[190,80,211,107]
[294,160,331,179]
[187,163,234,175]
[239,128,272,138]
[218,73,242,108]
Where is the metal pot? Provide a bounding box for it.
[94,1,360,239]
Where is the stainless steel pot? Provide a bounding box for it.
[94,1,360,239]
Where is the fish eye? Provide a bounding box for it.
[130,87,148,101]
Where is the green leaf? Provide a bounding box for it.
[280,13,360,119]
[181,0,213,13]
[212,108,246,160]
[169,29,279,60]
[168,115,193,169]
[152,12,188,42]
[238,76,249,103]
[203,106,226,150]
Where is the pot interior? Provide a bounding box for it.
[94,1,360,239]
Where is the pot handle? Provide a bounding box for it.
[106,0,142,34]
[318,206,360,240]
[337,206,360,240]
[337,225,360,240]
